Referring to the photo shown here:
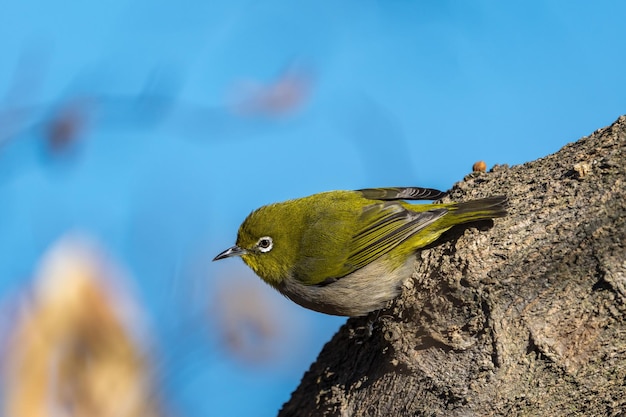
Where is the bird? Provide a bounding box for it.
[214,187,507,317]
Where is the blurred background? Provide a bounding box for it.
[0,1,625,416]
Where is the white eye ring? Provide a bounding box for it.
[256,236,273,253]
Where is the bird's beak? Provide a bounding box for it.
[213,245,247,261]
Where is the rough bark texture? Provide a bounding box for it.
[279,116,626,417]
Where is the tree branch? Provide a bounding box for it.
[280,115,626,416]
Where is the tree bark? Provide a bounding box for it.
[279,116,626,416]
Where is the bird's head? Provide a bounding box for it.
[213,203,302,288]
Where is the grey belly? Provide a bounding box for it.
[277,256,414,317]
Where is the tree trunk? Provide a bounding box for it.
[279,116,626,416]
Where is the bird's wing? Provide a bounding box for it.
[295,194,447,287]
[357,187,446,201]
[341,202,447,274]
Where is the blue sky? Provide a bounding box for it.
[1,1,625,416]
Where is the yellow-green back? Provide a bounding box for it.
[235,189,506,288]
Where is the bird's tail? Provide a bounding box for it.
[449,196,508,224]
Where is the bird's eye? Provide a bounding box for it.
[256,236,273,253]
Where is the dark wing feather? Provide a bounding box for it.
[357,187,446,201]
[342,202,448,273]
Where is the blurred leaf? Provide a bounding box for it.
[2,235,166,417]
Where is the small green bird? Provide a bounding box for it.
[214,187,506,317]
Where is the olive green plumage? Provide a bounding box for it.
[214,187,506,316]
